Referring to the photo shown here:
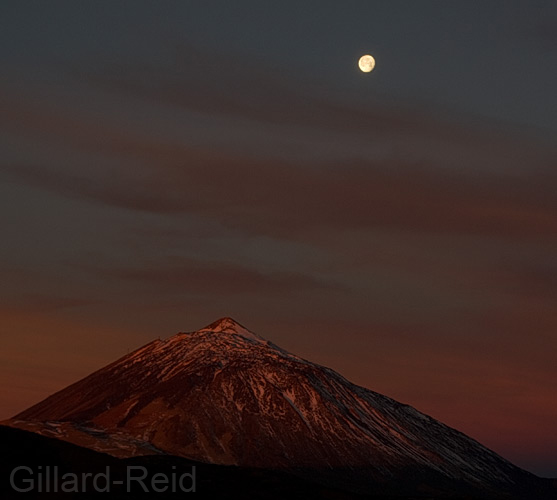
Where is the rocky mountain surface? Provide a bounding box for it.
[5,318,555,498]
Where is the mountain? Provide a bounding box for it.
[5,318,555,498]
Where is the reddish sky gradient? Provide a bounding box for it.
[1,2,556,477]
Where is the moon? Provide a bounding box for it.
[358,54,375,73]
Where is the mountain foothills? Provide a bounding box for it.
[3,318,555,499]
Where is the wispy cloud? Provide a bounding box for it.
[2,43,557,246]
[3,156,557,241]
[87,256,341,296]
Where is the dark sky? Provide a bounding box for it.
[1,1,556,476]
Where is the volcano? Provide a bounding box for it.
[5,317,554,498]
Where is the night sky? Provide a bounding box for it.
[1,1,556,476]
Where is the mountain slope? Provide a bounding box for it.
[6,318,553,498]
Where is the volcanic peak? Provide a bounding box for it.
[197,317,267,344]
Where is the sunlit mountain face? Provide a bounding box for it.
[4,318,555,499]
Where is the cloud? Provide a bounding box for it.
[0,293,95,314]
[75,45,554,148]
[2,42,557,248]
[89,256,341,296]
[3,156,557,243]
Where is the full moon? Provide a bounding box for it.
[358,54,375,73]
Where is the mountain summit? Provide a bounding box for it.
[198,316,249,333]
[6,319,552,498]
[197,316,267,343]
